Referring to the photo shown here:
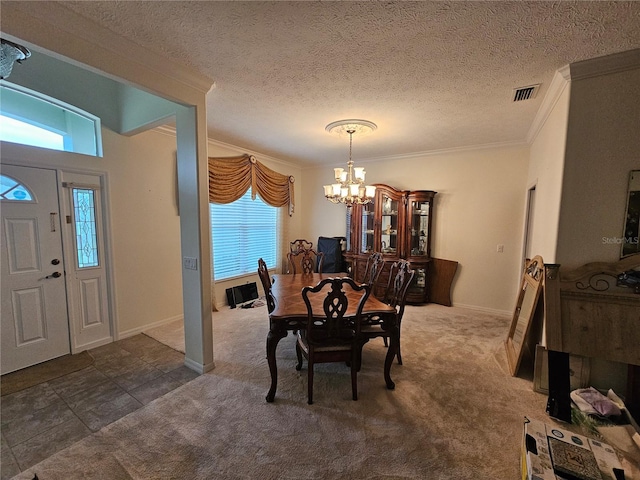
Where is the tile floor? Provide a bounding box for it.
[0,334,200,479]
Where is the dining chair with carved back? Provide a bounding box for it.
[257,258,276,314]
[289,239,313,254]
[362,252,384,291]
[360,259,414,365]
[295,277,371,404]
[287,249,324,275]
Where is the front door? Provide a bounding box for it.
[1,165,70,374]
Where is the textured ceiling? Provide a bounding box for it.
[39,2,640,165]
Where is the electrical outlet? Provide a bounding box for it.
[496,244,504,253]
[183,256,198,270]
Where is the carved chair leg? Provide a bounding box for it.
[396,318,403,365]
[307,360,314,405]
[355,341,367,372]
[295,341,303,371]
[351,351,358,401]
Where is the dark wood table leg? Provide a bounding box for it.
[384,321,398,390]
[265,326,287,402]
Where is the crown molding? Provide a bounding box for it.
[359,140,529,165]
[153,125,301,170]
[526,66,571,144]
[207,138,301,170]
[153,125,180,138]
[569,48,640,81]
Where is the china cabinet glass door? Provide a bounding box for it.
[360,201,375,254]
[345,185,437,304]
[409,200,430,258]
[380,193,399,255]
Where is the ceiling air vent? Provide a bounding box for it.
[512,84,540,102]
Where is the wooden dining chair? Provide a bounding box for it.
[360,259,414,365]
[296,277,371,404]
[287,249,324,274]
[289,239,313,254]
[362,252,384,289]
[257,258,275,313]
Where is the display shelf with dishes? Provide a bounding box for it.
[344,184,436,303]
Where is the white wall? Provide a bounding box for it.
[535,56,640,393]
[527,79,571,264]
[302,144,530,314]
[557,66,640,268]
[102,128,184,335]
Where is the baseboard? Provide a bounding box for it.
[215,300,229,310]
[72,336,113,354]
[117,314,184,340]
[451,302,511,318]
[184,356,215,374]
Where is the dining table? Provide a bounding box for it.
[266,272,398,402]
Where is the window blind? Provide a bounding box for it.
[210,189,278,281]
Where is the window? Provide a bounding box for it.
[0,82,102,156]
[210,189,278,281]
[0,174,34,201]
[0,115,64,150]
[72,188,99,268]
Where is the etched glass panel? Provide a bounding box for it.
[0,174,34,201]
[72,188,99,268]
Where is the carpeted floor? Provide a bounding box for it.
[13,303,559,479]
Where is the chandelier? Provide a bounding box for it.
[0,39,31,80]
[323,119,377,206]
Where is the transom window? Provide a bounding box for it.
[210,189,278,281]
[0,115,65,151]
[0,82,102,156]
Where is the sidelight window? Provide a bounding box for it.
[72,188,99,268]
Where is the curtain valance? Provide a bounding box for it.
[208,154,294,216]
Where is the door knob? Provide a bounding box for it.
[51,259,60,265]
[45,272,62,279]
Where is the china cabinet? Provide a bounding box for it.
[344,184,436,304]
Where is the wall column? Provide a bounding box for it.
[176,106,214,373]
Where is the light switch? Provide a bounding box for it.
[183,256,198,270]
[496,244,504,253]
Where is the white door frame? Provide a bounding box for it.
[59,170,113,352]
[522,183,537,266]
[2,160,116,355]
